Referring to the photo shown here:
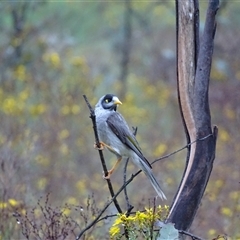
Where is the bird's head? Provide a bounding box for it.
[97,94,122,111]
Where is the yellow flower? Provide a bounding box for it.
[154,143,167,157]
[76,180,86,192]
[220,207,233,217]
[136,211,148,226]
[37,177,47,190]
[113,215,124,226]
[229,191,239,200]
[145,207,154,218]
[219,129,230,142]
[3,97,18,114]
[14,65,26,81]
[224,107,235,120]
[72,104,80,114]
[126,215,136,222]
[66,197,78,205]
[138,211,146,219]
[71,56,86,68]
[30,104,46,116]
[8,198,19,207]
[19,89,29,100]
[50,52,60,67]
[208,228,216,237]
[109,225,120,237]
[109,205,170,238]
[21,208,26,215]
[61,105,70,115]
[43,52,60,68]
[146,85,157,96]
[60,143,69,155]
[208,193,217,202]
[35,155,49,167]
[120,213,127,222]
[0,201,8,209]
[62,207,71,216]
[215,179,224,188]
[58,129,70,140]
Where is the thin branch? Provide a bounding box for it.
[150,198,157,240]
[152,133,213,164]
[123,127,137,214]
[179,230,206,240]
[96,213,118,224]
[123,157,133,213]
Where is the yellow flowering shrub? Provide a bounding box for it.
[109,205,169,239]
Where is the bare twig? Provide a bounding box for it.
[123,126,137,214]
[123,157,133,214]
[179,230,206,240]
[152,133,213,164]
[150,198,157,240]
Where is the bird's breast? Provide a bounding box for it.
[96,120,129,158]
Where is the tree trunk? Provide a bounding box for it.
[119,0,132,99]
[166,0,219,233]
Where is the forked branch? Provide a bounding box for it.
[166,0,219,233]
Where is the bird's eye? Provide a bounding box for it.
[105,99,109,103]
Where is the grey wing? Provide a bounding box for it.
[106,112,152,169]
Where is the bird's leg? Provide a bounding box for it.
[94,142,118,153]
[94,142,122,178]
[103,157,122,179]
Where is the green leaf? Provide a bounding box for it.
[156,221,179,240]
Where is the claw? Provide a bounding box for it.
[94,142,104,150]
[102,170,113,179]
[102,157,122,179]
[103,171,112,179]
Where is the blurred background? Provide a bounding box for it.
[0,1,239,239]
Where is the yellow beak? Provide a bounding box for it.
[113,97,122,105]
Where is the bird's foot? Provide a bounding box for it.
[94,142,105,150]
[102,170,113,179]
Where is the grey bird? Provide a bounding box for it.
[95,93,166,200]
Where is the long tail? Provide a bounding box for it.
[139,160,167,200]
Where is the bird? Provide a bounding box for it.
[94,93,166,200]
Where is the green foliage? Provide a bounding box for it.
[156,222,178,240]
